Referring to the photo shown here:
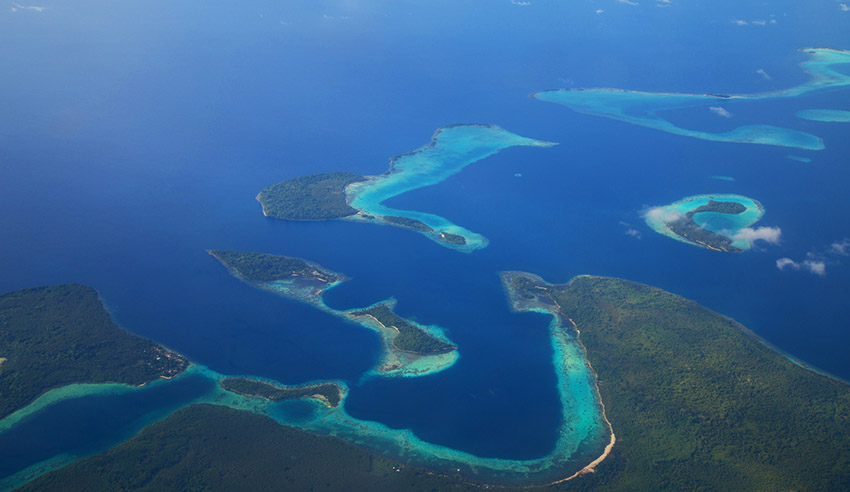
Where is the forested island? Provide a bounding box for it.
[256,172,365,220]
[221,377,342,408]
[666,199,747,252]
[501,272,850,491]
[645,195,766,253]
[350,305,456,355]
[0,284,187,420]
[208,249,340,284]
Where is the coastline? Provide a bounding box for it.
[208,251,459,378]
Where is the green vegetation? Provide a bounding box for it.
[257,172,365,220]
[221,377,341,407]
[666,218,739,252]
[16,404,477,492]
[439,232,467,246]
[382,216,433,232]
[666,199,750,252]
[0,284,187,419]
[13,278,850,491]
[208,250,338,283]
[351,305,455,355]
[691,200,746,215]
[544,276,850,492]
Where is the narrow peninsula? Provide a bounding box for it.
[256,124,556,252]
[221,377,343,408]
[644,194,769,252]
[0,284,188,420]
[208,250,458,377]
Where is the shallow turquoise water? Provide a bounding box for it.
[534,49,850,150]
[796,109,850,122]
[346,125,555,251]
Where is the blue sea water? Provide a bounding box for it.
[1,0,850,485]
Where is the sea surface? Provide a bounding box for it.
[1,0,849,486]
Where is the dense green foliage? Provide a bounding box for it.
[209,250,337,283]
[221,377,341,407]
[667,215,739,252]
[439,232,467,245]
[382,216,433,232]
[691,199,746,215]
[546,276,850,492]
[667,200,751,252]
[16,404,478,492]
[351,305,455,354]
[0,284,187,419]
[257,172,365,220]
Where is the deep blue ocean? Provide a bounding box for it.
[1,0,849,483]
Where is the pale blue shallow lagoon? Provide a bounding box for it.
[1,0,850,488]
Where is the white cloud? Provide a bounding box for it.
[617,0,639,6]
[731,19,748,25]
[626,228,642,239]
[11,2,45,11]
[776,258,826,276]
[644,207,684,225]
[830,239,850,256]
[805,260,827,276]
[776,258,797,270]
[510,0,531,6]
[756,68,772,80]
[751,19,767,26]
[595,8,605,14]
[841,4,849,12]
[732,226,782,246]
[709,106,734,118]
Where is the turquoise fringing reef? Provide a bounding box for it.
[345,125,556,252]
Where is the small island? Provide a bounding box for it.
[0,284,188,420]
[644,194,767,252]
[221,377,343,408]
[209,250,459,377]
[350,304,456,355]
[382,215,433,232]
[665,199,747,252]
[257,171,366,220]
[256,125,555,252]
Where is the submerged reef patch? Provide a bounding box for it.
[534,48,850,150]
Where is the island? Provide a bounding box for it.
[256,124,555,252]
[17,274,850,491]
[221,377,343,408]
[208,249,459,377]
[500,272,850,491]
[257,171,366,220]
[0,284,188,420]
[644,194,768,252]
[532,48,850,150]
[350,305,456,354]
